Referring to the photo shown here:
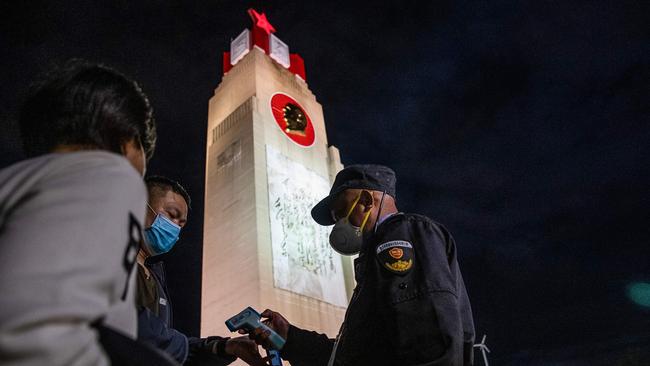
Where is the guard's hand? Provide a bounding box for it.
[241,309,290,349]
[224,336,268,366]
[260,309,290,340]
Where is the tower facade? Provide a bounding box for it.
[201,9,353,348]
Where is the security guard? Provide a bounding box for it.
[251,165,475,365]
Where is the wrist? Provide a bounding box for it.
[215,337,231,356]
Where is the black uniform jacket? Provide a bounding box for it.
[280,213,475,366]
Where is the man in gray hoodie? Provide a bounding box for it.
[0,59,165,366]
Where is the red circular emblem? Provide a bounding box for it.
[270,93,315,147]
[389,247,404,259]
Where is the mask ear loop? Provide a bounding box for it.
[347,192,372,234]
[373,191,387,234]
[146,203,158,216]
[358,207,372,233]
[344,192,363,219]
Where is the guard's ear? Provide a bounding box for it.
[359,190,374,212]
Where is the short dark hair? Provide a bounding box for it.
[19,59,156,160]
[145,175,191,210]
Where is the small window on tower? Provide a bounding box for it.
[217,140,242,172]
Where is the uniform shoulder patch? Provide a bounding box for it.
[376,240,414,275]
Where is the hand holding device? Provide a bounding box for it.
[226,307,286,366]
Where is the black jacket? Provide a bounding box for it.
[281,213,475,366]
[137,260,236,365]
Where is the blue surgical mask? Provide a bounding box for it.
[143,204,181,256]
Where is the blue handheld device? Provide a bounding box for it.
[225,307,285,366]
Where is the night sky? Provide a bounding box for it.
[1,1,649,364]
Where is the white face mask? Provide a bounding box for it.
[329,193,372,256]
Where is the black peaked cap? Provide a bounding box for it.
[311,164,396,226]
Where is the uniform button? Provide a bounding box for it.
[398,282,408,290]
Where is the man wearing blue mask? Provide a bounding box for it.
[249,165,475,365]
[137,176,266,366]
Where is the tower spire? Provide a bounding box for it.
[222,9,307,81]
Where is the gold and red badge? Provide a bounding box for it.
[389,247,403,259]
[376,240,414,275]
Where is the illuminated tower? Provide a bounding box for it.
[201,9,353,349]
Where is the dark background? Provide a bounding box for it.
[1,1,649,364]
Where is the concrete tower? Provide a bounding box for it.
[201,9,353,353]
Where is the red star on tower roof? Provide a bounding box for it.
[248,8,276,35]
